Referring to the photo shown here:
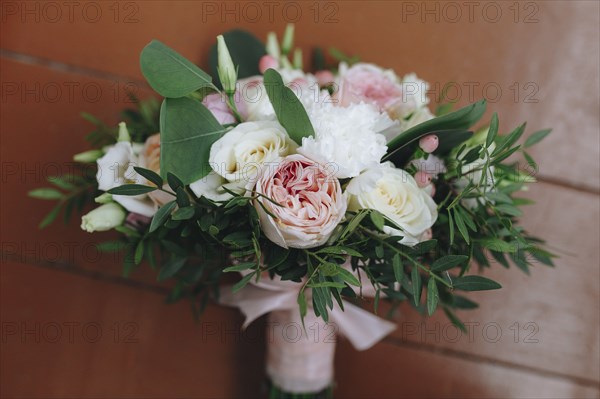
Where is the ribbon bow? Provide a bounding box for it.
[219,272,396,351]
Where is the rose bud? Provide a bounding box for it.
[315,70,335,87]
[419,134,439,153]
[414,171,432,187]
[259,55,279,74]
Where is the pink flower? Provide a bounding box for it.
[254,155,347,249]
[419,134,439,153]
[334,63,402,111]
[202,93,236,125]
[259,55,279,74]
[315,70,335,86]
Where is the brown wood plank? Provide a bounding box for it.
[2,1,598,189]
[384,181,600,383]
[3,261,598,398]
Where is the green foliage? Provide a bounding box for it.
[159,97,226,183]
[263,69,315,145]
[140,40,216,98]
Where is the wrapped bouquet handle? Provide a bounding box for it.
[219,274,396,394]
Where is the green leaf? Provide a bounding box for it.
[317,246,363,257]
[175,186,190,208]
[149,201,176,233]
[223,262,256,273]
[107,184,156,196]
[443,307,467,333]
[159,97,226,184]
[96,241,128,252]
[172,206,195,220]
[134,240,145,265]
[492,123,526,157]
[232,273,255,293]
[28,188,63,200]
[157,256,187,281]
[453,209,470,244]
[452,295,479,309]
[431,255,469,272]
[47,176,76,190]
[411,267,422,306]
[336,267,360,286]
[308,282,346,289]
[427,279,439,315]
[392,254,404,283]
[370,211,385,232]
[208,30,266,85]
[453,275,502,291]
[385,100,487,159]
[39,204,61,229]
[140,40,215,97]
[133,167,163,187]
[524,128,551,148]
[479,238,518,253]
[495,204,523,217]
[263,68,315,145]
[486,112,499,148]
[168,172,184,192]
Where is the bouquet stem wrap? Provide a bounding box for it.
[266,309,336,393]
[220,271,396,394]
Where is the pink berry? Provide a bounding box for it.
[315,70,335,86]
[415,171,432,187]
[259,55,279,74]
[419,134,439,153]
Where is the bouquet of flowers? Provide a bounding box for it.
[30,25,554,397]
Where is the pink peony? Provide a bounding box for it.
[334,63,402,111]
[202,93,236,125]
[254,155,347,249]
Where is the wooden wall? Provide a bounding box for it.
[1,1,599,397]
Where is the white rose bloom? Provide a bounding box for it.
[96,141,156,217]
[299,102,396,179]
[209,121,297,188]
[347,163,438,246]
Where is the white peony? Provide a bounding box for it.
[299,102,396,179]
[347,163,438,246]
[209,121,297,188]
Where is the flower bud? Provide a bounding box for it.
[266,32,280,59]
[117,121,131,142]
[281,24,294,55]
[293,48,303,70]
[259,55,279,74]
[94,192,113,204]
[414,171,432,187]
[217,35,237,94]
[419,134,439,153]
[315,70,335,87]
[73,149,103,163]
[80,203,126,233]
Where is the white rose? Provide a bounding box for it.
[299,102,396,179]
[96,141,156,217]
[347,163,438,246]
[209,121,297,188]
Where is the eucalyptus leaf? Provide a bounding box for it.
[263,69,315,145]
[159,97,226,184]
[140,40,215,97]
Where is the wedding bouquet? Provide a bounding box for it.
[30,25,554,397]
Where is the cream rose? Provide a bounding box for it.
[254,154,347,249]
[209,121,297,188]
[347,163,437,246]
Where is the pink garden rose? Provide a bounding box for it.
[334,63,402,111]
[254,155,347,249]
[202,93,236,125]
